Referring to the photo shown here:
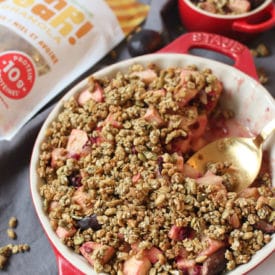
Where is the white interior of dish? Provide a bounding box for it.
[183,0,272,19]
[30,53,275,275]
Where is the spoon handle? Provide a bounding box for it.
[255,119,275,146]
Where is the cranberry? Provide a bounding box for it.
[70,153,80,160]
[132,146,138,154]
[157,156,163,174]
[76,214,102,231]
[176,226,194,240]
[192,265,202,275]
[68,172,82,187]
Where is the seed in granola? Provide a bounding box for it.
[104,207,117,216]
[242,232,253,240]
[155,193,166,207]
[74,236,85,246]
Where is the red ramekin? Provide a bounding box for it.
[178,0,275,41]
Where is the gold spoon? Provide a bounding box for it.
[187,119,275,193]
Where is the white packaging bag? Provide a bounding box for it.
[0,0,148,140]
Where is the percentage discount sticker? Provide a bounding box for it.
[0,51,36,99]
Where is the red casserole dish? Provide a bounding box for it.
[30,32,275,274]
[178,0,275,40]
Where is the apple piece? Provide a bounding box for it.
[123,255,151,275]
[183,163,201,179]
[170,136,191,154]
[228,0,250,14]
[190,114,208,139]
[90,127,106,145]
[90,83,104,102]
[150,88,166,97]
[196,171,227,202]
[56,226,76,239]
[131,69,157,84]
[176,257,197,272]
[191,137,207,152]
[180,68,204,87]
[78,83,104,106]
[174,87,198,108]
[78,89,92,106]
[130,242,139,252]
[104,113,122,129]
[228,212,241,229]
[51,148,67,168]
[196,171,223,187]
[168,225,192,241]
[199,2,217,13]
[238,187,260,199]
[205,81,223,113]
[199,237,225,257]
[72,186,93,211]
[201,247,226,275]
[48,200,59,212]
[132,173,141,183]
[175,68,201,107]
[143,106,164,127]
[80,241,115,266]
[180,68,194,83]
[66,129,89,156]
[129,243,163,264]
[178,106,198,129]
[145,246,163,264]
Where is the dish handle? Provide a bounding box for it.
[232,6,275,34]
[158,32,258,80]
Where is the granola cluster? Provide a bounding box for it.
[37,63,274,274]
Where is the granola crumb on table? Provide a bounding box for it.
[6,229,17,240]
[38,63,274,274]
[0,216,30,270]
[257,67,269,85]
[8,217,18,229]
[251,43,270,58]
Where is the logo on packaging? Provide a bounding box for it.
[0,51,36,99]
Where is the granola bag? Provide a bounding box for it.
[0,0,149,140]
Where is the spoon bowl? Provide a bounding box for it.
[187,119,275,193]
